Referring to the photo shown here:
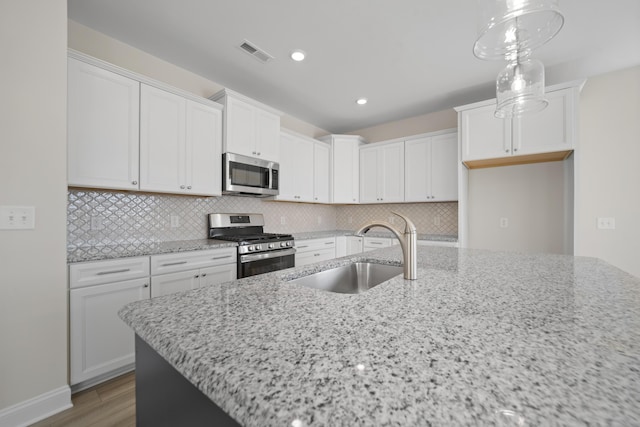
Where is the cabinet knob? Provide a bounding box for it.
[257,152,261,156]
[195,275,200,278]
[143,283,149,288]
[505,149,510,153]
[132,181,138,185]
[202,273,207,277]
[180,185,186,189]
[513,148,518,152]
[315,197,318,200]
[252,151,256,155]
[187,186,192,190]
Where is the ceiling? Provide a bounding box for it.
[68,0,640,134]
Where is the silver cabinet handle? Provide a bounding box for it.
[257,152,261,156]
[314,253,320,256]
[161,261,188,267]
[180,185,186,189]
[325,242,334,245]
[252,151,256,155]
[371,242,383,245]
[297,245,309,249]
[187,186,192,189]
[212,255,233,260]
[97,268,130,276]
[132,181,138,185]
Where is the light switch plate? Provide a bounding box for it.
[0,206,36,230]
[597,217,615,230]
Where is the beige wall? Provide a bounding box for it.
[0,0,68,412]
[467,161,570,254]
[68,20,328,138]
[575,66,640,278]
[348,109,457,142]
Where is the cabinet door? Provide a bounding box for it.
[313,142,330,203]
[186,101,222,196]
[140,84,186,193]
[225,96,256,157]
[360,147,380,203]
[346,236,363,255]
[70,278,150,385]
[199,264,237,288]
[460,103,512,161]
[332,140,359,203]
[67,58,140,190]
[297,139,315,202]
[513,88,575,155]
[151,270,199,298]
[430,133,458,201]
[255,109,280,162]
[379,142,404,203]
[277,132,298,201]
[404,136,431,202]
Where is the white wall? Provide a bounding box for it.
[467,161,570,254]
[68,20,329,139]
[0,0,69,420]
[575,66,640,278]
[348,109,457,143]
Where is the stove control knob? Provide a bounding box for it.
[280,242,286,247]
[286,241,292,247]
[268,243,275,249]
[247,245,254,251]
[255,245,262,251]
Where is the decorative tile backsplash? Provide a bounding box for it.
[336,202,458,235]
[68,189,457,252]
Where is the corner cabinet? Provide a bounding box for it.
[320,135,365,204]
[209,89,281,163]
[139,84,222,196]
[457,83,582,169]
[404,131,458,202]
[67,50,224,196]
[277,129,330,203]
[67,57,140,190]
[360,140,405,203]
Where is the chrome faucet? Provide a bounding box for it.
[355,212,417,280]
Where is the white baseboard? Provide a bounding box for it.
[0,385,72,427]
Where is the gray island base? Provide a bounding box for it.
[120,246,640,426]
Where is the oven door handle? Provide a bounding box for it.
[240,248,296,263]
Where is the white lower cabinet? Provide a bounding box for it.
[150,248,237,297]
[69,257,151,388]
[347,236,364,255]
[363,237,398,252]
[295,237,337,267]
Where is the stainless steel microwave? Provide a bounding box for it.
[222,152,279,197]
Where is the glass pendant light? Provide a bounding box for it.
[495,53,547,118]
[474,0,564,60]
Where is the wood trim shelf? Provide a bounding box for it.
[463,150,573,169]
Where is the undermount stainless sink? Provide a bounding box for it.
[289,262,403,294]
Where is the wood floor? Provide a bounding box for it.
[30,372,136,427]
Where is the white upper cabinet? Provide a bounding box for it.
[140,84,222,196]
[68,57,140,190]
[313,141,330,203]
[457,83,582,169]
[277,130,314,202]
[320,135,365,204]
[360,140,404,203]
[210,89,281,162]
[405,131,458,202]
[68,51,223,196]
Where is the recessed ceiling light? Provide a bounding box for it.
[290,50,306,62]
[356,98,368,105]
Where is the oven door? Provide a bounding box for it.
[239,248,295,278]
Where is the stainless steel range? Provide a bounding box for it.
[208,213,295,278]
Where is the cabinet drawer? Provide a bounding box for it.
[295,237,336,253]
[69,256,150,289]
[363,237,396,252]
[295,248,336,267]
[151,248,236,275]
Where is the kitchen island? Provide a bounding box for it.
[119,246,640,426]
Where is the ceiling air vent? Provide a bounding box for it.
[238,40,274,64]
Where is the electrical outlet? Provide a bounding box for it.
[500,217,509,228]
[170,214,180,228]
[281,216,286,225]
[0,205,35,230]
[597,217,616,230]
[433,216,441,226]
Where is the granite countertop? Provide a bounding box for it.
[68,230,457,263]
[293,229,458,242]
[67,239,237,263]
[119,246,640,426]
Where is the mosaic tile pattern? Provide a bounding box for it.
[67,189,457,259]
[336,202,458,235]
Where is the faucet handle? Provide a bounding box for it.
[391,212,417,233]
